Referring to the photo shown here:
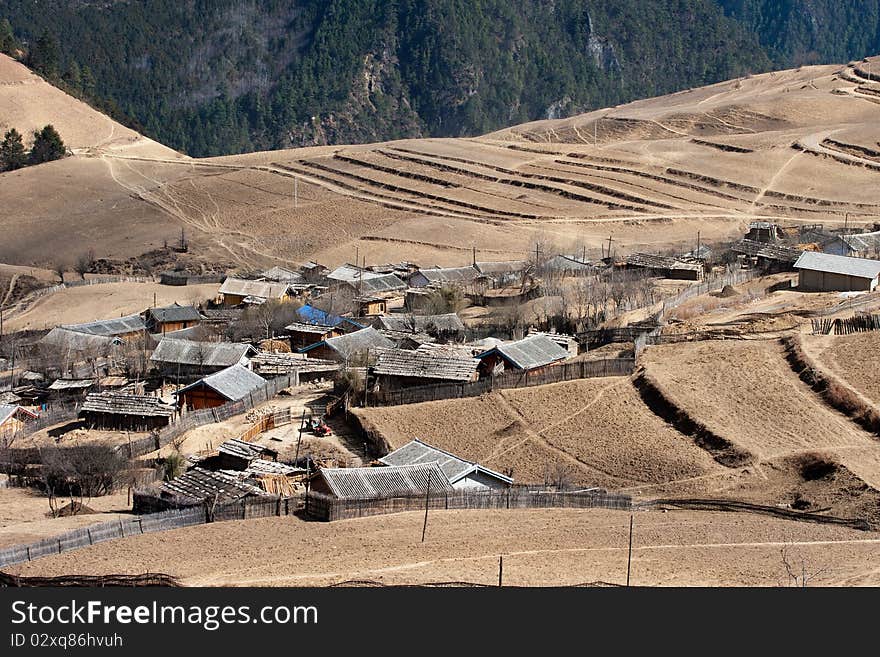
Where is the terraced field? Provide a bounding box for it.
[640,340,880,490]
[3,53,880,270]
[806,332,880,407]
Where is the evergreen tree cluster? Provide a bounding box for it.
[0,1,878,157]
[0,125,67,172]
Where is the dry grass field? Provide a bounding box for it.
[2,281,218,331]
[2,54,880,271]
[9,508,880,587]
[356,377,723,488]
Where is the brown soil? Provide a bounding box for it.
[9,508,880,587]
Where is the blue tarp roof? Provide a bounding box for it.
[296,304,364,329]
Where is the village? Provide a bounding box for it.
[2,212,880,585]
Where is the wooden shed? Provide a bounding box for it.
[143,303,204,335]
[475,334,569,376]
[380,439,512,490]
[0,404,38,441]
[372,348,479,390]
[284,322,342,351]
[79,392,175,431]
[794,251,880,292]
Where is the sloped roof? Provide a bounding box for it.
[284,322,337,335]
[326,263,386,283]
[61,313,145,337]
[542,255,594,271]
[731,239,803,263]
[0,404,38,425]
[377,313,465,333]
[302,327,394,359]
[150,338,255,367]
[219,277,291,299]
[794,251,880,279]
[411,267,479,284]
[478,334,569,370]
[80,392,175,418]
[624,253,703,272]
[260,266,305,283]
[159,467,272,505]
[373,348,479,382]
[474,260,527,275]
[841,231,880,252]
[218,438,277,462]
[344,273,407,294]
[315,463,453,499]
[144,303,203,324]
[380,439,512,485]
[47,379,95,391]
[250,352,340,375]
[39,327,121,352]
[295,304,364,328]
[176,364,266,403]
[149,326,203,342]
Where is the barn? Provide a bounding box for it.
[216,438,279,471]
[380,439,512,490]
[79,392,175,431]
[794,251,880,292]
[134,467,275,512]
[60,314,147,342]
[218,278,295,307]
[175,364,266,410]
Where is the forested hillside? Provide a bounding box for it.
[1,0,878,156]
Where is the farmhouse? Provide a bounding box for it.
[217,438,279,471]
[0,404,38,441]
[374,313,466,341]
[745,221,783,243]
[300,261,329,283]
[355,295,388,316]
[474,260,527,283]
[218,278,296,306]
[260,265,305,284]
[47,378,96,402]
[37,327,122,357]
[295,304,364,332]
[476,334,569,376]
[299,326,394,362]
[79,392,175,431]
[372,348,480,389]
[526,329,579,357]
[794,251,880,292]
[539,254,594,277]
[150,338,256,378]
[142,303,203,335]
[284,322,342,351]
[380,439,512,490]
[175,364,266,410]
[310,462,453,499]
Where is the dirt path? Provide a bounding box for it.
[1,273,19,308]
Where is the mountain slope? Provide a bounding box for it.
[1,53,878,272]
[0,0,779,156]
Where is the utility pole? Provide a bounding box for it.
[606,235,615,261]
[472,246,477,266]
[594,117,598,146]
[421,470,432,542]
[294,176,298,210]
[626,514,634,587]
[696,231,701,258]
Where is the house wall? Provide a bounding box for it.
[304,344,339,361]
[452,471,510,491]
[180,387,228,410]
[798,269,876,292]
[360,300,387,315]
[155,320,199,334]
[0,416,24,440]
[222,294,245,307]
[80,411,171,432]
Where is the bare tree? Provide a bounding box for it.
[779,541,829,587]
[74,250,95,280]
[53,261,67,284]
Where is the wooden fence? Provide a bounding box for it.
[0,496,302,569]
[367,358,635,407]
[306,487,633,521]
[811,314,880,336]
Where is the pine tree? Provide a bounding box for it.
[0,128,26,171]
[29,125,66,164]
[0,19,16,55]
[28,29,60,78]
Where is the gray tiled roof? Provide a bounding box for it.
[150,338,255,367]
[40,327,121,352]
[480,334,569,370]
[218,438,276,461]
[61,313,146,337]
[316,463,453,499]
[352,273,407,294]
[380,439,513,485]
[841,231,880,252]
[144,304,203,324]
[794,251,880,279]
[160,467,271,504]
[219,277,292,299]
[474,260,527,275]
[377,313,465,333]
[411,267,479,285]
[80,392,175,418]
[372,348,479,382]
[177,364,266,402]
[306,327,394,360]
[260,266,305,283]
